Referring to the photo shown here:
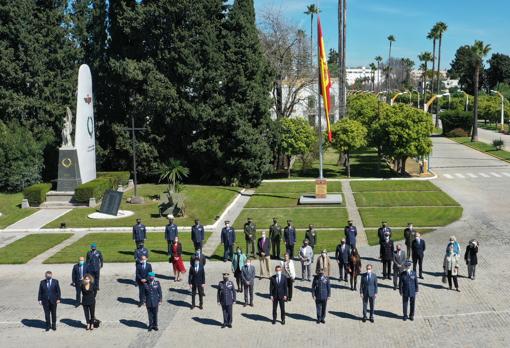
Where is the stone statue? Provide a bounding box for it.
[62,107,73,148]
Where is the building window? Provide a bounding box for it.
[308,113,316,126]
[307,96,316,110]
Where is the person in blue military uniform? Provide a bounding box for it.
[134,243,149,264]
[217,272,236,328]
[344,220,358,249]
[377,221,392,244]
[136,255,152,307]
[144,272,162,331]
[221,220,236,262]
[284,220,296,259]
[86,243,103,290]
[191,219,205,251]
[132,218,147,247]
[399,260,419,321]
[312,269,331,324]
[164,214,178,255]
[360,264,378,323]
[38,271,61,331]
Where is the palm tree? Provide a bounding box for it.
[305,4,320,70]
[427,25,439,112]
[418,51,432,107]
[369,63,377,91]
[156,158,190,194]
[386,35,396,100]
[471,40,491,142]
[375,56,383,92]
[434,22,448,127]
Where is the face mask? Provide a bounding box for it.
[79,261,84,265]
[246,263,251,267]
[367,270,372,274]
[141,260,146,264]
[194,262,199,266]
[237,250,241,254]
[46,275,52,280]
[349,223,353,226]
[223,277,228,281]
[416,237,421,241]
[262,235,266,238]
[276,271,282,276]
[226,224,230,228]
[91,248,96,251]
[322,253,326,256]
[149,277,155,282]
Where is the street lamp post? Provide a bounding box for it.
[490,90,505,128]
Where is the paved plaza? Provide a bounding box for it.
[1,137,510,347]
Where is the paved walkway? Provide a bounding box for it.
[5,209,71,230]
[341,181,367,246]
[477,127,510,151]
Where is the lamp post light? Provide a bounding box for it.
[490,90,505,128]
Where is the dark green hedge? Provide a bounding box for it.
[74,178,114,203]
[440,110,472,134]
[97,171,130,187]
[23,183,52,206]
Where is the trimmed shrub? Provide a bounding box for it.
[23,183,52,206]
[493,139,504,150]
[97,171,130,187]
[446,128,469,137]
[440,110,472,134]
[74,178,114,203]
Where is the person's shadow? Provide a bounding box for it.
[294,285,312,293]
[117,278,136,286]
[167,299,192,308]
[419,282,445,290]
[374,310,401,319]
[255,292,270,299]
[21,319,46,329]
[191,317,222,326]
[60,318,86,328]
[329,311,359,320]
[119,319,147,329]
[241,313,272,322]
[117,297,138,305]
[59,298,76,306]
[286,312,315,322]
[170,288,190,296]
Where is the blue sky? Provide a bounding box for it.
[253,0,510,68]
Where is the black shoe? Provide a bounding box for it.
[321,320,325,324]
[393,287,397,291]
[221,324,226,328]
[370,318,374,323]
[138,303,143,308]
[153,327,159,331]
[272,320,276,325]
[419,276,424,279]
[281,320,285,325]
[456,288,460,292]
[243,303,247,307]
[45,328,50,332]
[51,325,56,331]
[250,303,253,307]
[148,327,152,332]
[227,324,232,328]
[403,316,408,321]
[288,298,292,302]
[199,305,203,310]
[351,287,354,291]
[409,316,414,321]
[362,317,366,323]
[316,320,320,324]
[191,305,194,310]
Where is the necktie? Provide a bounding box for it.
[80,266,83,279]
[195,266,198,273]
[47,280,50,289]
[143,263,145,270]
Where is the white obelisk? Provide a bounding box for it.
[74,64,96,184]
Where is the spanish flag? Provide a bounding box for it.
[318,16,332,142]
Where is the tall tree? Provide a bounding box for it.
[427,25,439,113]
[369,63,377,91]
[330,118,367,177]
[418,52,433,105]
[471,40,491,142]
[304,4,320,70]
[386,35,396,98]
[486,53,510,89]
[448,45,480,94]
[434,22,447,127]
[375,56,383,92]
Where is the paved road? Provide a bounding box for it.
[1,137,510,347]
[477,127,510,151]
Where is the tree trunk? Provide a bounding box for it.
[435,35,443,128]
[287,155,292,178]
[401,157,407,175]
[471,64,480,142]
[346,151,351,178]
[430,39,436,114]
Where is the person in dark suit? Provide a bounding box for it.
[189,249,207,268]
[464,239,479,280]
[241,258,256,307]
[221,220,236,262]
[312,269,331,324]
[399,261,419,321]
[360,264,378,323]
[136,255,152,307]
[269,217,282,259]
[188,257,206,309]
[80,274,97,330]
[305,224,317,250]
[71,256,88,307]
[164,214,178,255]
[380,232,394,279]
[144,272,162,331]
[134,243,149,264]
[86,243,103,290]
[403,223,416,259]
[411,233,426,279]
[377,221,392,244]
[38,271,61,331]
[243,217,257,258]
[132,218,147,246]
[284,220,296,259]
[269,265,288,325]
[217,273,236,328]
[335,239,351,282]
[257,231,271,278]
[393,244,407,290]
[344,220,357,249]
[191,219,205,251]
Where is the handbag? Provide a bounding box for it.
[93,319,101,328]
[441,274,447,284]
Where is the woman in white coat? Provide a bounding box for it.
[443,244,460,291]
[281,253,296,301]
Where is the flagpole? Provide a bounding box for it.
[317,36,324,180]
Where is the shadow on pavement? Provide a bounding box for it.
[286,312,315,322]
[61,318,85,328]
[294,285,311,293]
[60,298,77,306]
[191,317,222,326]
[117,297,138,305]
[374,310,401,319]
[329,311,359,320]
[167,299,191,308]
[241,313,272,322]
[21,319,47,329]
[119,319,147,329]
[255,292,270,299]
[117,278,136,286]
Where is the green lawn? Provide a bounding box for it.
[350,180,440,192]
[359,207,463,228]
[0,192,37,229]
[44,232,211,264]
[45,184,240,228]
[354,191,459,207]
[266,148,396,179]
[234,207,348,229]
[450,137,510,162]
[256,181,342,194]
[365,228,434,246]
[0,234,72,264]
[210,230,345,260]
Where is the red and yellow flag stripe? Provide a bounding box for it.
[318,16,333,142]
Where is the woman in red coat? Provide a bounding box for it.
[170,236,186,281]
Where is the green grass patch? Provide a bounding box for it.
[210,230,345,260]
[350,180,440,192]
[365,228,435,246]
[359,207,463,228]
[234,207,348,229]
[0,234,72,264]
[256,181,342,194]
[354,191,459,207]
[45,184,240,228]
[450,137,510,162]
[0,192,37,229]
[44,232,211,264]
